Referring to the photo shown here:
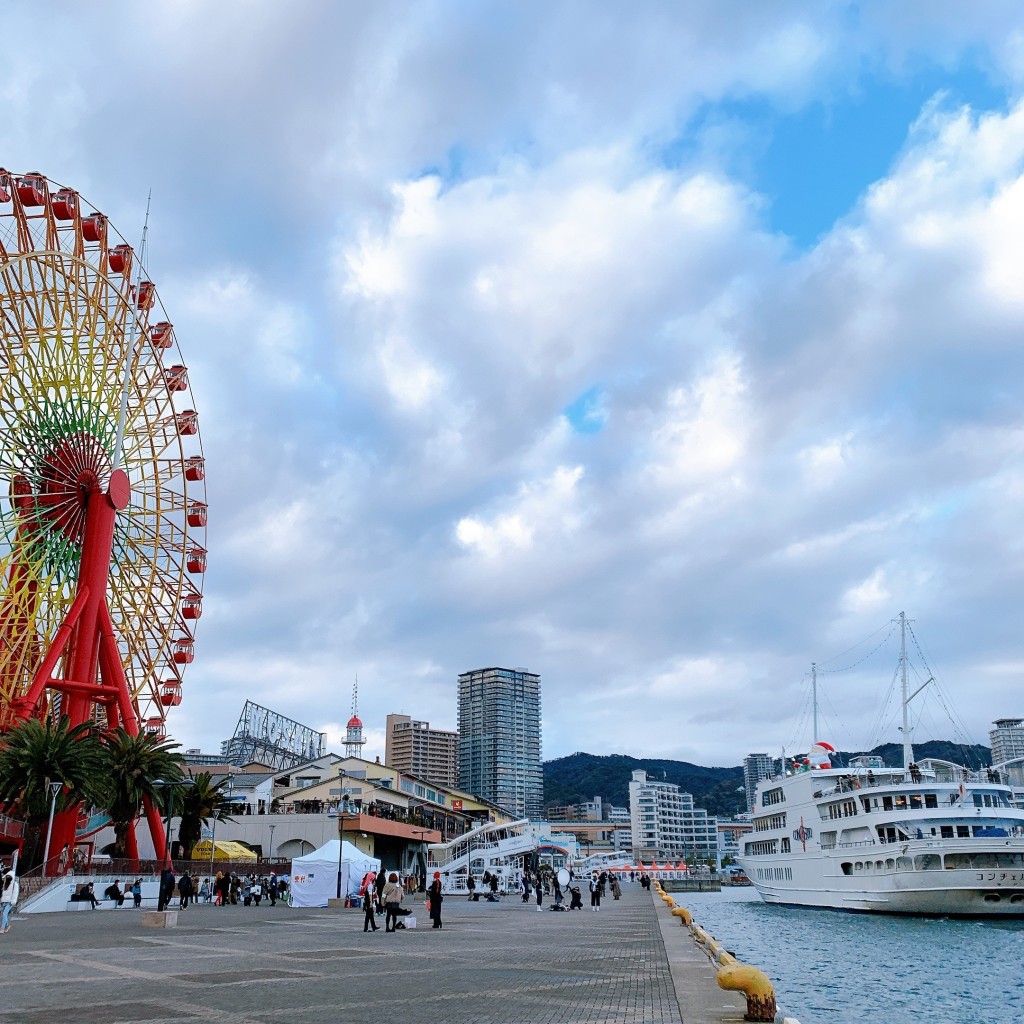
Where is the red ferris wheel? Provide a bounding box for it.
[0,168,207,859]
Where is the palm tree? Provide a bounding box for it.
[0,717,107,868]
[177,772,234,858]
[100,728,184,858]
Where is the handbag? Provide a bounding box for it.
[425,898,431,911]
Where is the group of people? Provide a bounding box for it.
[99,879,144,908]
[356,870,445,931]
[205,871,285,907]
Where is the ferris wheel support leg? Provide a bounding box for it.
[98,603,138,735]
[124,821,140,862]
[11,587,90,719]
[142,793,169,864]
[64,490,119,727]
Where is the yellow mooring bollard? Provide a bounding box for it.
[670,906,691,926]
[716,962,778,1023]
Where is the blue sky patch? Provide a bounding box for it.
[563,385,608,434]
[673,61,1007,249]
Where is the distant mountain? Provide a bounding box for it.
[544,741,994,819]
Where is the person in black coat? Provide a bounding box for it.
[427,871,443,929]
[104,880,125,907]
[158,868,175,912]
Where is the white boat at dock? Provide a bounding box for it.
[738,613,1024,916]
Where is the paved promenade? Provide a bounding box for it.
[1,886,747,1024]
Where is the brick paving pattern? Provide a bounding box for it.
[0,886,688,1024]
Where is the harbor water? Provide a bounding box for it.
[680,887,1024,1024]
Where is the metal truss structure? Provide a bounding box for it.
[223,700,325,770]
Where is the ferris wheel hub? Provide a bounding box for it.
[108,469,130,510]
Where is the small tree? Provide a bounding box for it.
[100,728,184,857]
[177,772,235,858]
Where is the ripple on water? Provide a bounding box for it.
[675,887,1024,1024]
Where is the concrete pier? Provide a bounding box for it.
[2,885,748,1023]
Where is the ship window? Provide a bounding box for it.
[945,853,971,869]
[909,795,923,809]
[781,838,791,853]
[841,862,853,875]
[854,862,864,873]
[997,853,1024,868]
[875,861,884,870]
[957,826,970,838]
[915,855,940,870]
[894,796,907,810]
[882,796,893,810]
[974,853,997,868]
[897,857,913,870]
[886,858,895,870]
[940,826,954,839]
[973,794,983,807]
[925,794,938,808]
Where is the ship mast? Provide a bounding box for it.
[811,661,818,742]
[899,611,914,769]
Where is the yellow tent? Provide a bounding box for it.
[191,839,257,862]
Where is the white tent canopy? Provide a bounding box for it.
[289,840,380,908]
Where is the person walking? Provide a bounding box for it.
[268,872,278,907]
[610,874,622,900]
[374,868,386,915]
[177,872,194,909]
[0,867,19,933]
[466,873,476,901]
[158,868,175,913]
[362,872,379,932]
[382,872,403,932]
[589,873,601,911]
[427,871,443,929]
[536,876,544,912]
[198,878,211,904]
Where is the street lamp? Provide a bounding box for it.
[41,778,63,877]
[153,777,194,876]
[268,823,276,862]
[335,799,350,900]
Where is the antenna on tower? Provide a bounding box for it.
[351,675,358,718]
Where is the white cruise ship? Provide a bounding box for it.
[738,614,1024,916]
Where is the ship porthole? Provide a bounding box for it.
[983,893,1002,903]
[1010,893,1024,904]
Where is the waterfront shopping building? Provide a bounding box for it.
[628,769,718,862]
[457,666,543,820]
[385,713,459,788]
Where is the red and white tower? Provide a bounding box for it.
[344,678,365,758]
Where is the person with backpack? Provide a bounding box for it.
[104,880,125,907]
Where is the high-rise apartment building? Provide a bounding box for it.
[384,714,459,788]
[628,769,718,861]
[457,666,542,820]
[742,753,774,813]
[990,718,1024,787]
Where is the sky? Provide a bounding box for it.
[4,1,1024,769]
